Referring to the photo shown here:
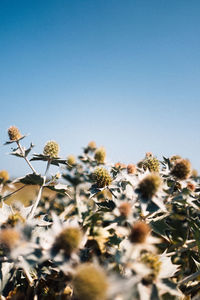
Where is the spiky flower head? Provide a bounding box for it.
[171,158,191,180]
[43,141,59,158]
[93,167,112,188]
[119,202,131,217]
[88,141,96,149]
[67,155,76,166]
[138,173,162,198]
[54,227,82,256]
[0,170,9,183]
[127,164,136,174]
[142,156,160,173]
[0,229,20,251]
[140,253,161,281]
[94,147,106,164]
[73,263,108,300]
[129,221,151,243]
[8,126,22,141]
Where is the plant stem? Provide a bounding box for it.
[1,185,26,201]
[17,141,37,174]
[28,160,51,220]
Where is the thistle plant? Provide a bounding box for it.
[1,126,200,300]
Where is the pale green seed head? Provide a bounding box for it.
[43,141,59,158]
[93,167,112,188]
[94,147,106,163]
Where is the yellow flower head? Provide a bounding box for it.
[171,159,191,180]
[67,155,76,166]
[138,173,162,198]
[54,227,82,256]
[143,156,160,173]
[8,126,22,141]
[0,170,9,182]
[73,263,108,300]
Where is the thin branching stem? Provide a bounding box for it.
[16,141,37,174]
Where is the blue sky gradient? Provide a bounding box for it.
[0,0,200,176]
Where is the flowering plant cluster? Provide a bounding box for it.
[0,126,200,300]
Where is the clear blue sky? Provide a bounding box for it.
[0,0,200,177]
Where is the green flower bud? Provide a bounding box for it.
[143,156,160,173]
[94,147,106,163]
[171,159,191,180]
[73,263,108,300]
[138,173,162,198]
[54,227,82,256]
[93,167,112,188]
[43,141,59,158]
[67,155,76,166]
[8,126,22,141]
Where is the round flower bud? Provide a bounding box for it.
[94,147,106,164]
[73,263,108,300]
[141,253,161,280]
[88,141,96,149]
[129,221,150,243]
[54,227,82,256]
[43,141,59,158]
[114,162,126,169]
[187,182,195,192]
[67,155,76,166]
[0,170,9,182]
[0,229,20,251]
[127,164,136,174]
[8,126,22,141]
[138,173,162,198]
[191,169,198,177]
[143,157,160,173]
[119,202,131,217]
[170,155,182,162]
[93,167,112,188]
[171,159,191,180]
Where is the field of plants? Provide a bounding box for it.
[0,126,200,300]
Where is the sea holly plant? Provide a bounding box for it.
[0,126,200,299]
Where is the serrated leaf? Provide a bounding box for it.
[96,200,116,211]
[25,142,34,157]
[18,173,44,186]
